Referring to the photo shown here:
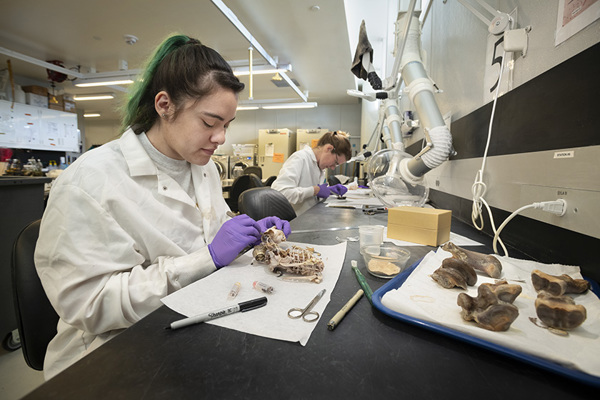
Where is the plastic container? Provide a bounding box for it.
[362,243,411,279]
[359,225,384,253]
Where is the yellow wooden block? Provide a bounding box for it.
[387,207,451,246]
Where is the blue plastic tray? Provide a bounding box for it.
[372,258,600,387]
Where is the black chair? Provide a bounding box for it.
[228,173,264,213]
[243,166,262,179]
[327,176,341,186]
[12,219,59,371]
[239,187,297,222]
[264,175,277,187]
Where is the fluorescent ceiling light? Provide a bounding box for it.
[262,102,317,110]
[237,106,260,111]
[73,94,115,101]
[83,113,101,118]
[75,79,134,87]
[232,64,292,77]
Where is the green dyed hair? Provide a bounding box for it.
[121,34,244,134]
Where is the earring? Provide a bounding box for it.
[162,113,167,118]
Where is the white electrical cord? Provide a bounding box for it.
[492,200,567,255]
[471,50,507,253]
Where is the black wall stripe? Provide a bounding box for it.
[406,42,600,158]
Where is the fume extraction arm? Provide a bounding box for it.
[349,0,452,208]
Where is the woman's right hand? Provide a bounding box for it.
[208,215,261,268]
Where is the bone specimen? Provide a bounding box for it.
[442,242,502,278]
[531,269,590,296]
[368,259,400,276]
[457,284,519,331]
[535,291,587,330]
[431,257,477,289]
[480,280,522,304]
[253,227,324,283]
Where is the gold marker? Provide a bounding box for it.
[327,289,364,331]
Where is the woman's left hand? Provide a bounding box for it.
[256,216,292,239]
[329,184,348,196]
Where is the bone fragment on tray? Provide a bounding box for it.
[531,269,590,296]
[480,280,522,303]
[457,284,520,331]
[442,242,502,278]
[431,257,477,289]
[534,291,587,330]
[253,227,324,283]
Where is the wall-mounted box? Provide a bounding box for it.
[387,206,451,246]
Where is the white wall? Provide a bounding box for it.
[83,103,362,155]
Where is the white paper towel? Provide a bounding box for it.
[162,241,347,346]
[381,247,600,377]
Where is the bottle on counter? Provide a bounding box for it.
[59,156,68,170]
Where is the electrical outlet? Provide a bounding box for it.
[519,184,600,239]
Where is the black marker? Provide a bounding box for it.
[166,297,267,330]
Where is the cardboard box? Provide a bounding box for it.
[63,100,76,113]
[48,94,64,111]
[21,85,48,97]
[25,93,48,108]
[387,206,451,246]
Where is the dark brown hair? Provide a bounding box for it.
[317,131,352,160]
[122,35,245,134]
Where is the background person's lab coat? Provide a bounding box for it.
[271,145,325,216]
[35,128,230,379]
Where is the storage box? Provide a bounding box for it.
[387,206,451,246]
[21,85,48,97]
[48,94,64,111]
[25,93,48,108]
[63,100,76,113]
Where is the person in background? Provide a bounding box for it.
[34,34,290,379]
[272,131,352,215]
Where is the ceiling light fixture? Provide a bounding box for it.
[232,64,292,77]
[75,79,134,87]
[237,106,260,111]
[83,113,101,118]
[73,93,115,101]
[261,102,318,110]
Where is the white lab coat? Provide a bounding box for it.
[271,145,325,216]
[35,129,230,379]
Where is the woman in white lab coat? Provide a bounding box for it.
[34,35,290,379]
[272,131,352,215]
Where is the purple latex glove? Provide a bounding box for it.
[316,183,331,199]
[208,215,261,268]
[254,216,292,245]
[358,185,369,189]
[329,184,348,197]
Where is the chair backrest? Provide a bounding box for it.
[243,165,262,179]
[264,175,277,187]
[228,173,264,212]
[239,187,297,222]
[12,219,59,371]
[327,176,341,186]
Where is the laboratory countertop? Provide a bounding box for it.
[23,203,595,399]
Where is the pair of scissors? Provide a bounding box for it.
[288,289,326,322]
